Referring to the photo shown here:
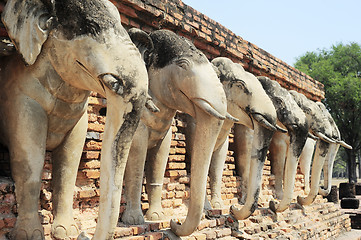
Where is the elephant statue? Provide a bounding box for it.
[122,29,227,236]
[0,0,148,239]
[191,57,284,220]
[257,77,310,212]
[289,91,352,205]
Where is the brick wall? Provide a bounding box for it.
[0,0,351,239]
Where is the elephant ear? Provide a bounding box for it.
[128,28,154,67]
[2,0,54,65]
[211,64,221,78]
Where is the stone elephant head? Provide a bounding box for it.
[1,0,147,239]
[289,91,352,205]
[257,77,309,212]
[210,57,282,220]
[128,28,227,236]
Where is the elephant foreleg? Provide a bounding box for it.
[144,126,172,221]
[233,124,254,204]
[122,122,149,225]
[7,98,48,240]
[208,137,229,209]
[51,112,88,239]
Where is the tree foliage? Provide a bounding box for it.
[295,42,361,182]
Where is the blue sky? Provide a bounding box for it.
[182,0,361,66]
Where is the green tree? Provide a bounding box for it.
[295,42,361,183]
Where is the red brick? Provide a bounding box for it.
[83,169,100,179]
[88,97,106,107]
[88,113,98,122]
[132,225,148,235]
[82,151,100,160]
[84,140,102,150]
[127,236,145,240]
[166,191,175,198]
[149,222,161,231]
[42,170,52,180]
[161,200,173,208]
[4,217,16,228]
[179,176,190,184]
[117,2,138,18]
[0,218,5,229]
[97,116,106,124]
[120,13,130,25]
[145,232,163,240]
[88,123,104,132]
[80,160,101,169]
[175,184,185,191]
[167,162,186,170]
[78,188,96,199]
[141,202,149,210]
[175,191,185,198]
[173,199,182,207]
[168,155,185,162]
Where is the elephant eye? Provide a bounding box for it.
[233,79,250,95]
[233,79,245,88]
[175,58,191,70]
[303,107,312,115]
[274,97,285,107]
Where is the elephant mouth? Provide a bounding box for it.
[76,60,93,78]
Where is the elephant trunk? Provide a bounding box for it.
[231,125,274,220]
[298,140,330,205]
[93,88,145,239]
[233,124,254,204]
[319,143,339,196]
[270,127,308,212]
[299,138,317,195]
[170,109,223,236]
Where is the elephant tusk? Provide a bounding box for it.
[337,140,352,150]
[308,132,319,140]
[192,98,226,120]
[145,94,160,113]
[276,125,288,133]
[226,112,239,122]
[314,132,336,144]
[251,113,277,132]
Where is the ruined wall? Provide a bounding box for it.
[0,0,352,239]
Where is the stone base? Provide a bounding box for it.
[73,197,350,240]
[228,197,351,240]
[0,181,353,240]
